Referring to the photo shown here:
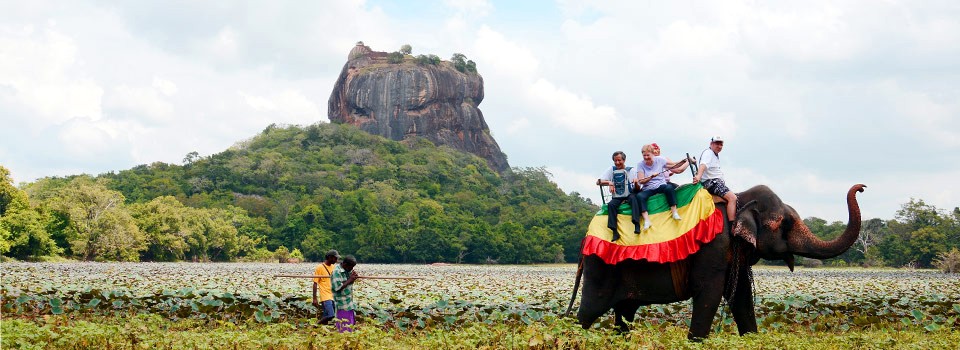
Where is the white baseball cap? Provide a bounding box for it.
[710,136,724,143]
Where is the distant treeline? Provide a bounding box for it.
[801,199,960,269]
[0,123,594,264]
[2,123,958,267]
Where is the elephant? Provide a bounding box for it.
[568,183,866,341]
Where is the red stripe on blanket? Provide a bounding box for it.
[581,209,725,264]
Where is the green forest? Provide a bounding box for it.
[0,123,594,264]
[1,122,958,268]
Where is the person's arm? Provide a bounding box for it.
[312,282,319,307]
[628,168,641,191]
[664,157,689,174]
[597,168,614,186]
[638,168,653,184]
[692,160,707,183]
[336,270,359,292]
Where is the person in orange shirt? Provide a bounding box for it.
[311,250,339,325]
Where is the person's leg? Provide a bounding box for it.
[660,184,681,220]
[319,300,335,324]
[627,193,641,233]
[723,191,737,224]
[607,197,626,241]
[708,178,737,229]
[637,190,654,230]
[335,309,356,333]
[607,197,625,229]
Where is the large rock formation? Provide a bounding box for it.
[328,42,509,172]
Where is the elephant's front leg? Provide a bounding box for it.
[729,267,758,335]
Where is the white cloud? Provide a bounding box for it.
[238,89,324,124]
[738,3,866,62]
[546,165,605,204]
[528,79,620,136]
[473,26,538,79]
[444,0,493,17]
[473,25,619,137]
[505,117,530,134]
[0,24,103,127]
[152,76,178,96]
[103,84,174,123]
[207,26,240,61]
[2,0,958,224]
[655,20,733,60]
[57,117,124,159]
[883,81,960,147]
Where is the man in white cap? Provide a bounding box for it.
[693,136,737,229]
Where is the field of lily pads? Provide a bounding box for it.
[3,263,958,330]
[2,263,959,349]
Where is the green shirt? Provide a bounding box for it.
[331,264,355,311]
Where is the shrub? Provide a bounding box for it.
[933,248,960,273]
[400,44,412,55]
[802,258,823,268]
[237,247,274,262]
[288,248,305,263]
[451,53,467,72]
[387,51,404,64]
[415,55,432,65]
[274,246,290,263]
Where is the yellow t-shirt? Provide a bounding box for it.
[314,263,334,301]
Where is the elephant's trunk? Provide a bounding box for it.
[789,184,867,259]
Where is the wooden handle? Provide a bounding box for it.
[273,274,425,280]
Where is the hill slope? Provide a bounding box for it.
[96,122,594,263]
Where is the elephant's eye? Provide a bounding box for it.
[779,216,793,235]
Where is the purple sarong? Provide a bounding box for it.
[335,310,355,332]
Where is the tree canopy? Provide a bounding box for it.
[4,123,957,266]
[2,123,595,263]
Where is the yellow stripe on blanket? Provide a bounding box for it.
[587,188,718,246]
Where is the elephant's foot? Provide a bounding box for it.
[687,333,706,342]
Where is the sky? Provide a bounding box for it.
[2,0,959,223]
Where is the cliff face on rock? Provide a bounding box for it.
[328,43,509,172]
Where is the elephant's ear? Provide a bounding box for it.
[733,201,759,248]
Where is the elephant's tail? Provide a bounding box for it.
[564,238,586,317]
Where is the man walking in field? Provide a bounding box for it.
[312,250,339,325]
[331,255,359,332]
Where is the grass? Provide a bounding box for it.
[3,314,958,350]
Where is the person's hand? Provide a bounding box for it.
[312,300,319,308]
[346,270,359,283]
[692,175,700,184]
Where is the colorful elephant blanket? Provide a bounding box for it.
[581,183,724,264]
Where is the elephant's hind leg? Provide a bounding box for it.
[613,300,642,334]
[577,307,605,330]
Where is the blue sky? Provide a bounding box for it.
[2,0,959,222]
